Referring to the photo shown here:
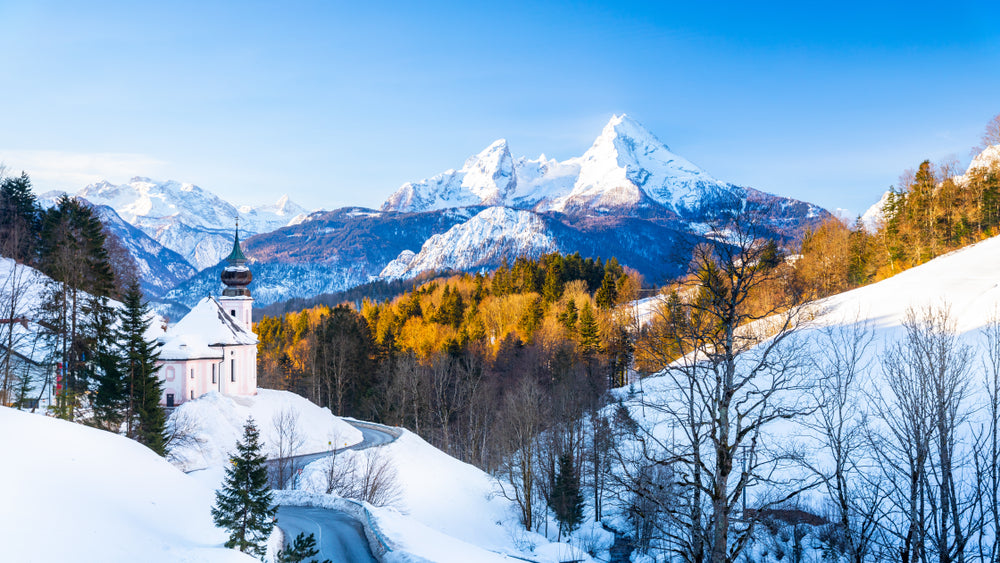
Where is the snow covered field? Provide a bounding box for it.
[167,389,362,472]
[0,407,254,562]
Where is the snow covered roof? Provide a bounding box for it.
[159,297,256,360]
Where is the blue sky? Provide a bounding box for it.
[1,1,998,216]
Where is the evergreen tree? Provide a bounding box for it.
[90,295,126,430]
[542,259,565,303]
[577,301,600,355]
[276,532,331,563]
[119,279,166,454]
[550,451,584,538]
[594,269,619,310]
[37,197,117,418]
[0,171,40,262]
[558,299,578,334]
[212,417,276,557]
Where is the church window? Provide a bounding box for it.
[190,390,194,400]
[231,359,236,382]
[212,364,216,384]
[190,368,194,379]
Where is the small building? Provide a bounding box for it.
[157,228,258,407]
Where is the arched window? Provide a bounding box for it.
[231,359,235,382]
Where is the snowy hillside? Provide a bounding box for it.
[382,114,771,219]
[293,429,605,563]
[167,389,363,472]
[380,206,558,279]
[0,407,253,562]
[73,177,308,270]
[610,232,1000,559]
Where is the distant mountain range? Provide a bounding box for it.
[41,114,831,310]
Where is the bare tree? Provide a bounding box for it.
[353,448,402,507]
[271,406,305,489]
[976,315,1000,563]
[872,305,975,563]
[629,206,816,563]
[497,376,547,531]
[803,317,880,563]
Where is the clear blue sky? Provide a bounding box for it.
[1,0,998,217]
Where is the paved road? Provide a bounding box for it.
[275,421,398,472]
[273,420,398,562]
[277,505,377,563]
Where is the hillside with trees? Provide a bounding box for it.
[255,252,638,469]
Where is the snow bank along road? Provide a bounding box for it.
[275,420,400,562]
[276,505,377,563]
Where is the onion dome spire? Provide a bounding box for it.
[221,218,252,297]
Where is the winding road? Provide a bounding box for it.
[274,419,398,562]
[276,505,377,563]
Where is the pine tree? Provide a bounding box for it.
[119,279,166,454]
[276,532,331,563]
[550,451,584,538]
[90,295,126,430]
[212,417,277,556]
[577,301,600,355]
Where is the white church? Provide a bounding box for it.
[157,229,258,407]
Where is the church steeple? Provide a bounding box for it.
[225,218,247,265]
[221,220,252,298]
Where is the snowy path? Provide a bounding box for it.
[276,506,377,563]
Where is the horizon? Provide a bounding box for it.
[1,1,998,217]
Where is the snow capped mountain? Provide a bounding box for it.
[861,190,893,232]
[548,114,739,215]
[75,177,308,270]
[92,205,197,296]
[382,114,743,218]
[380,207,558,279]
[383,140,518,212]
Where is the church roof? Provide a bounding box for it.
[159,297,257,360]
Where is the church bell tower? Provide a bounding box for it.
[220,221,253,331]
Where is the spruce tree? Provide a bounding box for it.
[119,279,166,454]
[89,295,127,430]
[276,532,331,563]
[212,417,276,556]
[550,451,585,538]
[577,301,600,355]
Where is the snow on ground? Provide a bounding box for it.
[607,232,1000,553]
[295,429,598,563]
[0,407,252,563]
[167,389,362,472]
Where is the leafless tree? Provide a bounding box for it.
[270,406,305,489]
[801,317,881,563]
[165,410,206,467]
[497,376,548,531]
[872,305,975,563]
[628,206,816,563]
[324,429,354,496]
[974,315,1000,563]
[350,448,402,508]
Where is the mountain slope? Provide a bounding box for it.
[0,407,252,562]
[77,177,308,270]
[93,204,197,296]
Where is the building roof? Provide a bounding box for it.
[159,297,257,360]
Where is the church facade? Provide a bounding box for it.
[157,229,258,407]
